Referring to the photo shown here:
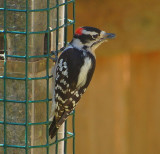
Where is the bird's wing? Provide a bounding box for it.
[49,47,95,138]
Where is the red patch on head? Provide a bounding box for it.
[75,27,83,35]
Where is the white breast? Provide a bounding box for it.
[76,57,92,88]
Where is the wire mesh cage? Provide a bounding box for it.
[0,0,75,153]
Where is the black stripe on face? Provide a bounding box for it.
[74,34,99,44]
[74,34,93,44]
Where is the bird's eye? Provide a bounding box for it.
[92,34,98,39]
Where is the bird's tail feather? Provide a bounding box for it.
[49,117,58,139]
[49,111,69,139]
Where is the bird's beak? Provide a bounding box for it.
[93,31,116,46]
[99,32,116,43]
[104,33,116,39]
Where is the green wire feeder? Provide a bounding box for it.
[0,0,76,153]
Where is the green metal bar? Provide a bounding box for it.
[3,141,91,150]
[1,144,26,149]
[0,99,26,103]
[3,0,7,152]
[6,134,73,150]
[25,0,29,153]
[0,98,52,104]
[46,0,50,154]
[73,0,76,33]
[50,134,75,146]
[28,76,52,80]
[3,75,53,81]
[55,0,60,153]
[72,110,76,154]
[5,45,74,58]
[64,0,68,47]
[5,77,26,80]
[28,99,52,103]
[6,54,49,58]
[4,76,52,81]
[6,55,26,58]
[72,1,76,153]
[0,30,24,33]
[0,21,75,34]
[6,133,74,149]
[0,121,50,126]
[64,0,69,153]
[0,8,27,12]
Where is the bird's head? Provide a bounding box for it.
[70,26,116,53]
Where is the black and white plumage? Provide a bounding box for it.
[49,26,115,139]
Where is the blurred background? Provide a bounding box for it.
[72,0,160,154]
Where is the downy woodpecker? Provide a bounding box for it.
[49,26,115,138]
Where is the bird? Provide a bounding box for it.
[49,26,115,139]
